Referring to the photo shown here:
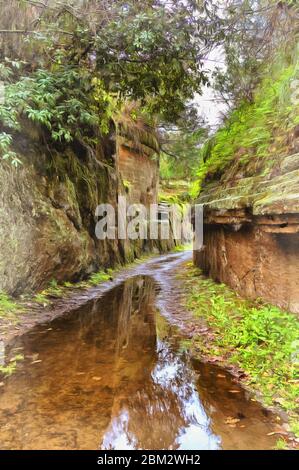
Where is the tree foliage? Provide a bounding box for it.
[160,128,208,181]
[212,0,299,106]
[0,0,225,161]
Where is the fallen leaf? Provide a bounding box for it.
[225,417,240,425]
[208,357,219,363]
[199,328,209,333]
[274,397,285,405]
[267,431,289,436]
[27,353,39,361]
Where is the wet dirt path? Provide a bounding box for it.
[0,252,279,449]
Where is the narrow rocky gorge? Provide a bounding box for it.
[0,0,298,455]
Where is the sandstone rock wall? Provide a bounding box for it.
[0,125,162,296]
[194,152,299,313]
[117,138,177,255]
[117,138,159,207]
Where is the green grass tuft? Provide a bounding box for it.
[274,438,288,450]
[88,271,111,286]
[0,354,24,377]
[0,291,22,318]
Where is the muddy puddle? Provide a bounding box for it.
[0,274,279,450]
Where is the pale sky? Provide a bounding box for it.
[195,46,228,130]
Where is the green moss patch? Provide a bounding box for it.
[0,291,24,319]
[0,354,24,377]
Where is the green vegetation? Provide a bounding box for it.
[290,420,299,437]
[0,254,159,343]
[122,179,132,194]
[33,279,65,305]
[0,291,23,318]
[192,48,299,196]
[0,252,157,322]
[32,254,156,309]
[159,192,186,207]
[179,263,299,433]
[173,243,193,253]
[159,180,192,213]
[33,293,51,307]
[88,271,112,286]
[0,353,24,377]
[33,270,113,305]
[160,128,207,182]
[274,438,288,450]
[0,68,114,160]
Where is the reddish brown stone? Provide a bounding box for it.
[194,224,299,313]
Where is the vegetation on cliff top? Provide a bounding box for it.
[157,1,299,194]
[191,47,299,196]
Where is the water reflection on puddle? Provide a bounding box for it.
[102,332,220,450]
[0,276,277,450]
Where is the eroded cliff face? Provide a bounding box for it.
[194,151,299,313]
[117,138,177,254]
[0,124,162,296]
